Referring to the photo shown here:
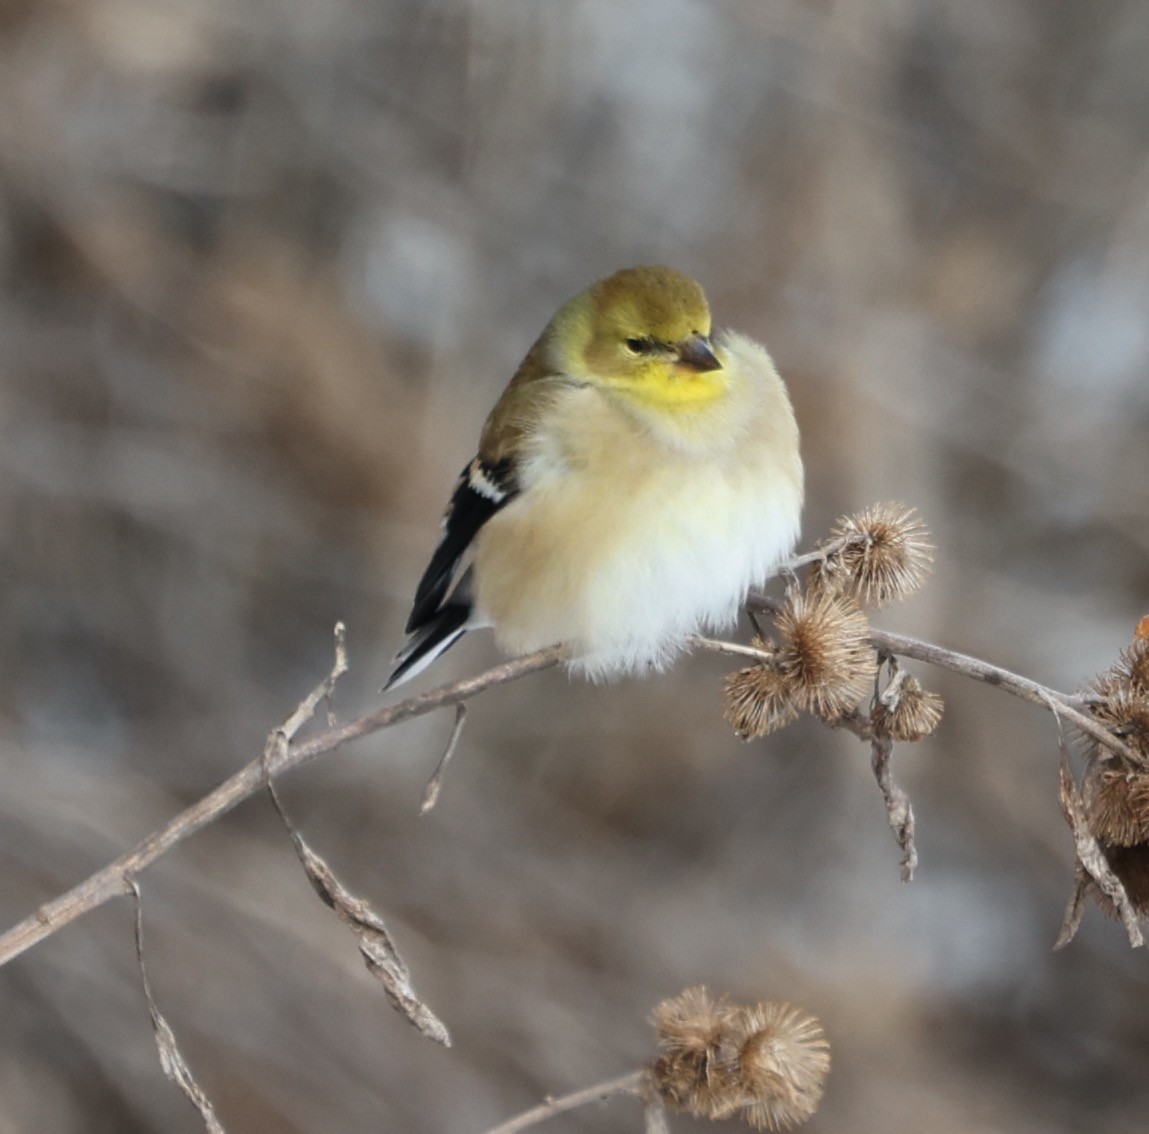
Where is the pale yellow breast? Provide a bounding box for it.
[473,330,803,670]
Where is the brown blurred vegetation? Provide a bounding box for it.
[1,1,1148,1131]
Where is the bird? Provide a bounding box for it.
[386,265,803,688]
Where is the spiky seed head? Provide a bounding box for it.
[651,986,742,1119]
[1085,767,1149,847]
[812,503,934,609]
[1136,615,1149,641]
[1087,686,1149,763]
[1114,638,1149,696]
[650,989,830,1131]
[723,647,801,739]
[732,1003,831,1132]
[871,675,944,742]
[773,588,878,720]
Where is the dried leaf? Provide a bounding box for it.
[1058,754,1144,948]
[1054,865,1089,949]
[131,881,227,1134]
[258,626,450,1046]
[870,735,917,882]
[290,830,451,1045]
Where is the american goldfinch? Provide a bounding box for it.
[387,265,803,687]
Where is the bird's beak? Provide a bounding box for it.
[676,334,722,373]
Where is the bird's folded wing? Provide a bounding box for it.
[403,455,519,633]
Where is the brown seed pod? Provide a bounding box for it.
[731,1003,831,1132]
[650,988,830,1131]
[1114,638,1149,696]
[1085,766,1149,847]
[871,674,944,742]
[1088,686,1149,761]
[723,648,801,740]
[773,588,878,720]
[650,986,742,1119]
[810,502,934,608]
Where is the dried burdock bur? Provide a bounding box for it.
[723,644,800,739]
[774,588,878,720]
[1136,615,1149,641]
[1114,637,1149,696]
[1085,765,1149,846]
[650,987,830,1132]
[811,502,934,608]
[1086,684,1149,759]
[651,986,742,1119]
[870,674,944,741]
[732,1003,831,1133]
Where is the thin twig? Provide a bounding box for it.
[0,643,567,970]
[483,1070,648,1134]
[420,703,468,814]
[690,635,772,662]
[131,881,227,1133]
[775,539,849,574]
[869,627,1138,764]
[278,621,349,740]
[870,733,918,882]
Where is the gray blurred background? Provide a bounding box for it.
[1,1,1148,1131]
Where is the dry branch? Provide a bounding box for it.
[483,1070,648,1134]
[0,644,566,969]
[0,598,1141,967]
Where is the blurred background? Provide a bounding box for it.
[1,1,1148,1131]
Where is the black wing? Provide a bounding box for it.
[404,456,519,634]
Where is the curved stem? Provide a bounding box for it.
[0,645,566,969]
[483,1070,648,1134]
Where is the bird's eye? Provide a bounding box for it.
[625,337,652,354]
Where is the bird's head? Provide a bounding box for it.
[550,266,727,412]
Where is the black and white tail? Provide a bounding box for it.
[384,599,472,689]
